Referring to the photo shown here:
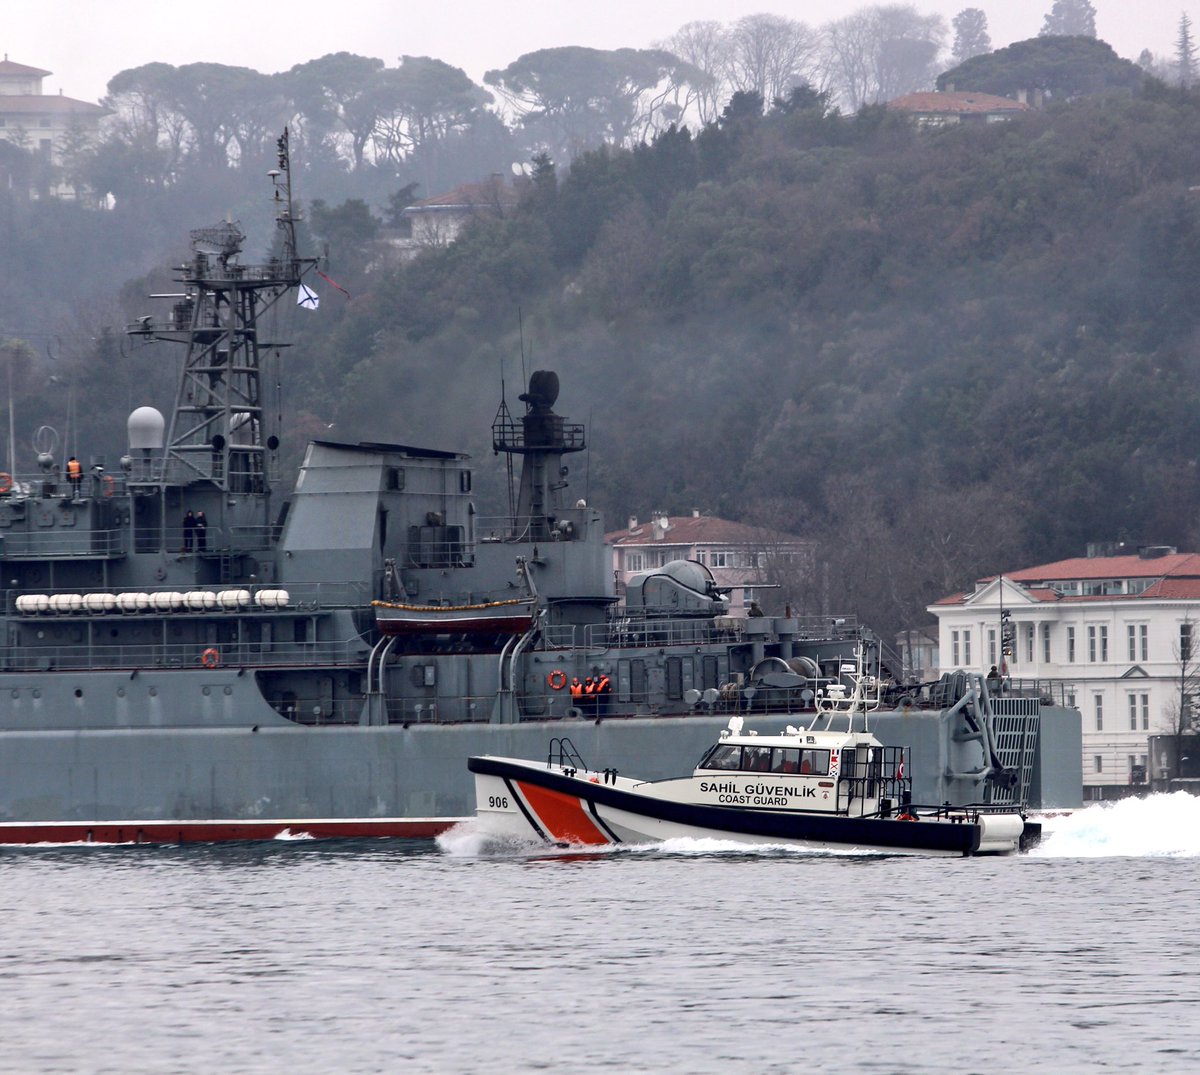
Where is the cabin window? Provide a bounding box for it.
[772,748,800,773]
[741,746,772,772]
[701,744,741,770]
[800,749,831,776]
[386,467,405,490]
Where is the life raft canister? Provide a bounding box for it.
[102,475,115,497]
[547,669,568,690]
[201,647,220,669]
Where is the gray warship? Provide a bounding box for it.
[0,133,1081,843]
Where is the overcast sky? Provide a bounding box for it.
[4,1,1188,104]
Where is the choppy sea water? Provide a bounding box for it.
[3,795,1200,1074]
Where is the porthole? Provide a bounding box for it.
[224,686,233,695]
[117,688,126,698]
[74,689,82,699]
[149,687,157,697]
[32,689,41,699]
[202,686,211,696]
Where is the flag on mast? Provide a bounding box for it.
[297,284,319,309]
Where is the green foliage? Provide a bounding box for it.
[938,35,1145,98]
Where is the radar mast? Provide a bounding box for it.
[129,128,316,494]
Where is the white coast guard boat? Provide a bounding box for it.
[468,663,1040,857]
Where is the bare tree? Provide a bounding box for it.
[726,14,822,105]
[822,4,947,110]
[1162,615,1200,780]
[657,21,731,125]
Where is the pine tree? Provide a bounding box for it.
[1040,0,1098,37]
[952,8,992,64]
[1177,12,1197,87]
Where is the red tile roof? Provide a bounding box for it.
[887,91,1029,115]
[0,60,52,78]
[606,514,804,547]
[407,175,522,211]
[938,551,1200,606]
[0,96,106,115]
[1005,553,1200,583]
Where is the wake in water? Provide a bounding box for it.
[1031,791,1200,858]
[436,820,882,859]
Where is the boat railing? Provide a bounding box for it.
[0,636,372,673]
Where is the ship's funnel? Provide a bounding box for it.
[128,407,166,450]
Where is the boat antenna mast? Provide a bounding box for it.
[129,127,317,494]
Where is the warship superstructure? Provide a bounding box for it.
[0,133,1081,843]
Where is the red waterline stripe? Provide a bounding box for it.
[0,818,466,845]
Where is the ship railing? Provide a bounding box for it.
[0,527,128,558]
[0,636,373,673]
[4,579,371,614]
[474,514,584,543]
[378,693,496,725]
[0,473,129,500]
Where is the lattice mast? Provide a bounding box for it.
[130,129,316,493]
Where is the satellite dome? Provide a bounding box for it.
[127,407,165,450]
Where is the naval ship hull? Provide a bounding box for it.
[0,668,1081,844]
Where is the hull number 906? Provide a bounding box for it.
[488,795,510,809]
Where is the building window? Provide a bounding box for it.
[963,630,972,666]
[1025,624,1034,664]
[1066,691,1076,709]
[1042,623,1051,663]
[1088,626,1097,662]
[1127,623,1149,662]
[626,553,644,572]
[1100,625,1108,662]
[988,628,996,665]
[709,551,729,568]
[1141,694,1150,730]
[1094,755,1103,774]
[951,630,960,666]
[1094,694,1103,731]
[1128,694,1138,731]
[1067,626,1076,663]
[1182,623,1193,664]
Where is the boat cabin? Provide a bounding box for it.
[691,729,909,818]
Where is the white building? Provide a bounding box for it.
[0,57,107,198]
[929,544,1200,798]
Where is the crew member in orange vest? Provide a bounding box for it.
[595,672,611,715]
[583,676,597,716]
[569,677,583,707]
[66,456,82,497]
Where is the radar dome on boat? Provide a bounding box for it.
[127,407,165,450]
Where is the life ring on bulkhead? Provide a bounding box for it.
[200,647,221,669]
[895,813,917,822]
[547,669,568,690]
[0,473,11,494]
[102,475,115,497]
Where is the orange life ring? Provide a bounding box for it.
[896,813,917,822]
[0,473,11,494]
[201,647,220,669]
[547,669,568,690]
[102,475,115,497]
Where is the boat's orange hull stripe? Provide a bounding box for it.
[517,781,610,845]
